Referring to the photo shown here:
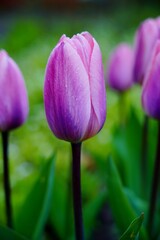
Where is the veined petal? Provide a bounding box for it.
[72,33,92,71]
[44,41,91,142]
[84,38,106,138]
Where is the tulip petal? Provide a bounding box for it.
[84,36,106,138]
[61,33,92,73]
[142,41,160,119]
[133,19,159,84]
[44,41,91,142]
[107,44,134,92]
[0,51,28,131]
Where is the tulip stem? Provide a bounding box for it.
[71,142,84,240]
[2,131,13,228]
[147,121,160,237]
[141,114,149,197]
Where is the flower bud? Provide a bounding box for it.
[142,40,160,119]
[0,50,29,131]
[44,32,106,143]
[133,18,160,84]
[107,43,134,92]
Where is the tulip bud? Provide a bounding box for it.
[133,18,160,84]
[142,40,160,119]
[44,32,106,143]
[107,43,134,92]
[0,50,29,131]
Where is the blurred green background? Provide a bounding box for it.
[0,1,160,239]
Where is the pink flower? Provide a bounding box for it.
[0,50,29,131]
[107,43,134,92]
[142,40,160,119]
[44,32,106,143]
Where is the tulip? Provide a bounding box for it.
[141,40,160,237]
[44,32,106,240]
[0,50,29,131]
[0,50,28,228]
[142,40,160,119]
[133,18,160,84]
[133,18,160,205]
[107,43,134,92]
[44,32,106,143]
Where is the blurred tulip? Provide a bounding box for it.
[133,18,160,84]
[0,50,29,131]
[142,40,160,119]
[107,43,134,92]
[44,32,106,143]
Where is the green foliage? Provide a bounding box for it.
[106,157,148,240]
[0,224,28,240]
[106,157,136,232]
[119,213,144,240]
[14,156,55,240]
[112,108,142,196]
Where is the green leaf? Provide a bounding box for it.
[84,191,107,239]
[15,156,55,240]
[112,108,142,197]
[106,157,136,232]
[106,157,148,240]
[49,162,73,240]
[119,213,144,240]
[0,224,28,240]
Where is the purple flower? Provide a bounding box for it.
[133,18,160,84]
[142,40,160,119]
[0,50,29,131]
[107,43,134,92]
[44,32,106,143]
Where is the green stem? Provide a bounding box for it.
[2,131,13,228]
[147,121,160,237]
[71,142,84,240]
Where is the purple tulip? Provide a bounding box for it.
[0,50,29,131]
[142,40,160,119]
[44,32,106,143]
[133,18,160,84]
[107,43,134,92]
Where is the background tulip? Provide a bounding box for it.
[44,32,106,143]
[133,18,160,84]
[142,40,160,119]
[0,49,28,228]
[0,50,29,131]
[107,43,134,92]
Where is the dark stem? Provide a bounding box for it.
[141,115,149,197]
[2,131,13,228]
[71,142,84,240]
[147,121,160,237]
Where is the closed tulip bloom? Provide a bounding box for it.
[107,43,134,92]
[142,40,160,119]
[133,18,160,84]
[44,32,106,143]
[0,50,29,131]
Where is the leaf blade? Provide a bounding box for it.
[15,156,55,240]
[0,224,29,240]
[119,213,144,240]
